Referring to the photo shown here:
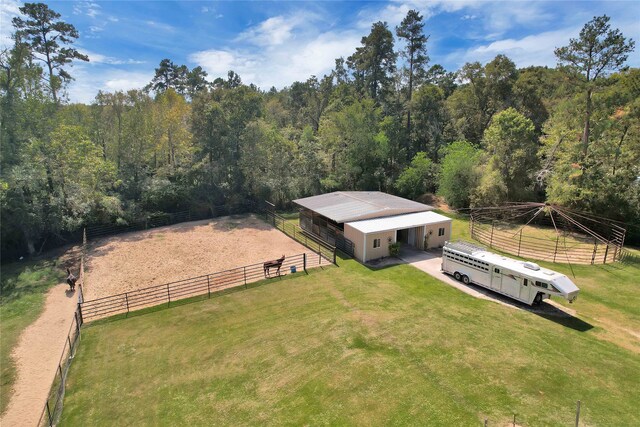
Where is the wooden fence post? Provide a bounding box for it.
[207,276,211,298]
[46,401,53,426]
[489,222,494,248]
[76,303,83,326]
[244,267,247,289]
[603,243,609,264]
[553,236,559,262]
[167,284,171,307]
[125,293,130,316]
[591,239,598,265]
[575,400,581,427]
[303,253,307,272]
[517,231,522,257]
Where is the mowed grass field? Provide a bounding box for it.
[61,224,640,427]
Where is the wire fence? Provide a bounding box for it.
[265,210,337,263]
[471,219,620,264]
[80,252,328,322]
[37,230,86,427]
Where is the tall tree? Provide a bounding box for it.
[438,141,481,209]
[347,21,397,103]
[555,15,635,155]
[12,2,88,103]
[396,9,429,136]
[474,108,538,203]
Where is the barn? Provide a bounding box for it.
[293,191,452,262]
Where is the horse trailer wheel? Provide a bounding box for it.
[453,272,462,281]
[462,275,470,285]
[534,293,543,305]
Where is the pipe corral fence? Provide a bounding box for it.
[470,204,626,265]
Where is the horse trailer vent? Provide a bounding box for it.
[523,262,541,271]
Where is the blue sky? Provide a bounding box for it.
[1,1,638,103]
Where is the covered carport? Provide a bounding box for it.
[343,211,453,263]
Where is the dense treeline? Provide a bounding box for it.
[1,4,638,259]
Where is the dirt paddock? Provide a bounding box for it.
[84,214,316,300]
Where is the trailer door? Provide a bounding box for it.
[520,278,531,301]
[491,267,502,291]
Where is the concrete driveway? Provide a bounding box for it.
[398,246,509,305]
[398,246,579,317]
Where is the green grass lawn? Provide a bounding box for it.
[0,258,67,415]
[61,251,639,426]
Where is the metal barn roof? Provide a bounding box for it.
[293,191,433,223]
[345,211,452,234]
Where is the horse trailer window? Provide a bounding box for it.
[494,268,500,273]
[438,227,445,236]
[373,238,381,248]
[523,279,528,286]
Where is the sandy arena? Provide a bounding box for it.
[84,214,316,300]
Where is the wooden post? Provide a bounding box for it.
[207,276,211,298]
[553,236,559,262]
[513,414,516,427]
[125,293,130,316]
[77,303,83,325]
[244,267,247,289]
[167,284,171,307]
[591,239,598,265]
[575,400,581,427]
[484,419,488,427]
[603,243,609,265]
[46,401,53,425]
[303,253,307,272]
[518,231,522,257]
[489,222,494,248]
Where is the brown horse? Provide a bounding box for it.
[263,255,285,278]
[66,268,77,291]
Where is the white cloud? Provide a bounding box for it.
[0,0,21,48]
[446,27,581,68]
[66,66,153,103]
[238,16,295,46]
[73,1,101,18]
[190,28,361,89]
[146,20,176,33]
[237,12,321,47]
[78,49,146,65]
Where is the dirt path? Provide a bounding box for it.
[1,284,78,427]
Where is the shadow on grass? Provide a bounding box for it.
[533,309,594,332]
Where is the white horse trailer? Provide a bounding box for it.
[442,241,579,305]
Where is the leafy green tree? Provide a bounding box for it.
[438,141,481,208]
[411,84,448,161]
[347,21,397,103]
[447,55,518,144]
[474,108,538,204]
[318,99,387,190]
[396,9,429,136]
[555,15,635,155]
[425,64,457,97]
[543,69,640,224]
[12,2,88,103]
[241,120,296,205]
[395,152,436,200]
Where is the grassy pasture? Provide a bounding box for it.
[61,251,639,426]
[0,258,67,415]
